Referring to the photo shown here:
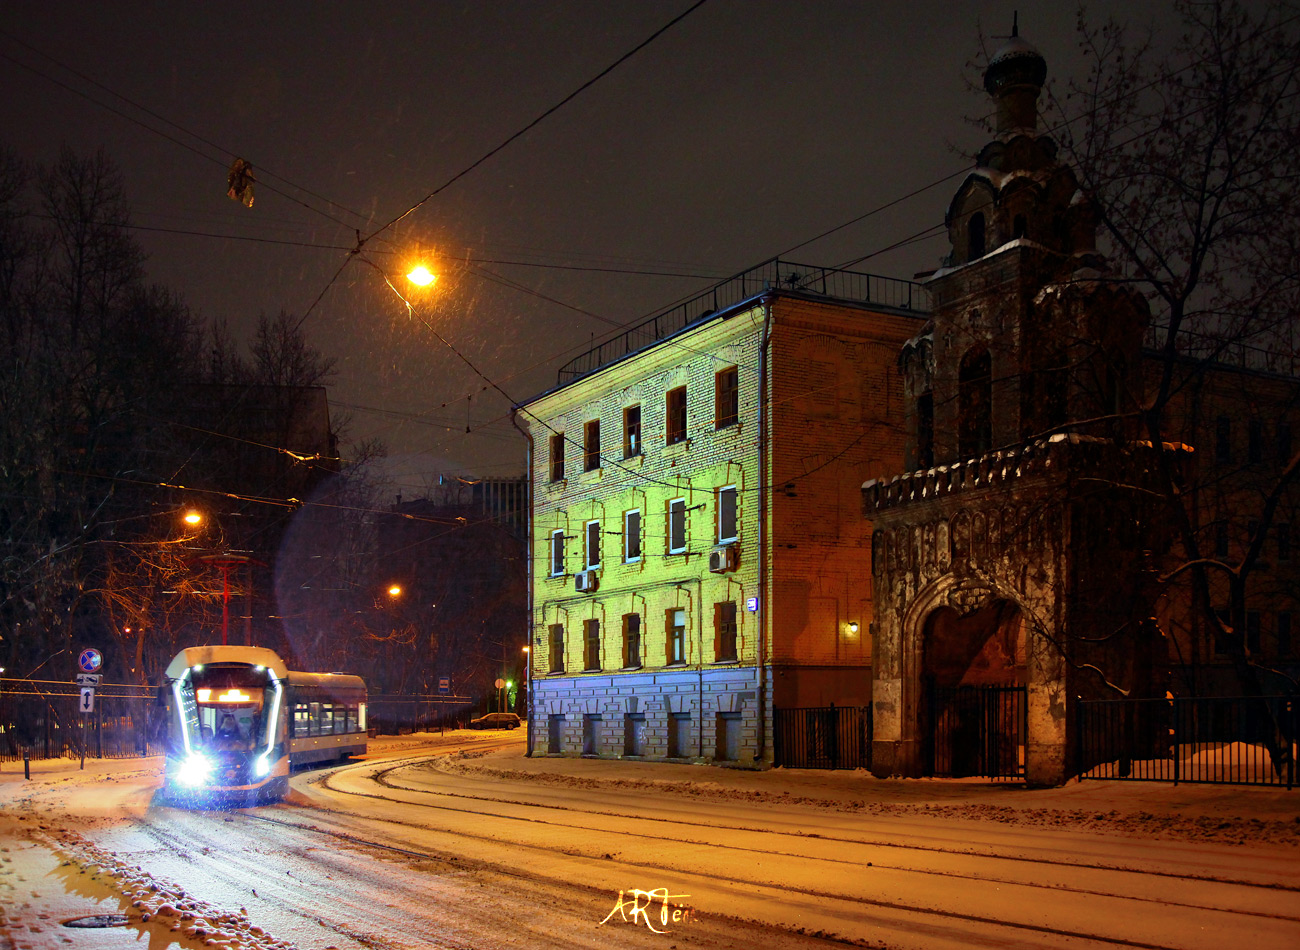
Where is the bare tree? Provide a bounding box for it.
[1052,0,1300,705]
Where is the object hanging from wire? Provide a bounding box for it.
[226,158,255,207]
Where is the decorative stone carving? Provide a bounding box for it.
[946,577,996,616]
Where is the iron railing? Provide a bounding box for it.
[926,684,1027,780]
[773,704,872,770]
[557,258,930,384]
[0,678,477,760]
[1076,695,1297,788]
[1144,325,1300,377]
[366,693,475,735]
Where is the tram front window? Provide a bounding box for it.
[189,666,271,753]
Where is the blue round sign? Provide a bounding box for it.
[77,648,103,673]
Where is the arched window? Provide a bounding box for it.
[916,390,934,469]
[1012,214,1027,239]
[958,347,992,457]
[968,212,986,260]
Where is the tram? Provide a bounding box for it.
[160,645,367,801]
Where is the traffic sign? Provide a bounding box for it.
[438,677,450,694]
[494,678,505,689]
[79,688,95,713]
[75,674,101,687]
[77,648,103,673]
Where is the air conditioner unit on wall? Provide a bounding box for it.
[575,570,598,592]
[708,544,738,573]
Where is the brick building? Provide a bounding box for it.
[518,260,926,764]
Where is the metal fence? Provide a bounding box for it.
[926,684,1027,780]
[1076,695,1297,788]
[0,678,477,761]
[556,258,930,384]
[367,693,475,735]
[773,704,872,770]
[0,679,163,761]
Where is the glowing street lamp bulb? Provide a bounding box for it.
[407,265,436,287]
[183,510,202,525]
[388,585,402,597]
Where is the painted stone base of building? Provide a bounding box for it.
[528,665,770,765]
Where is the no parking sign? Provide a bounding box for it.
[77,648,103,674]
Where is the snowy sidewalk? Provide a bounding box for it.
[438,737,1300,846]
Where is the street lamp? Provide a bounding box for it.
[406,264,436,287]
[183,509,203,526]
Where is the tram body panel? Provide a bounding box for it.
[160,646,365,803]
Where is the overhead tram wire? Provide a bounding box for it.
[291,0,713,331]
[0,28,369,229]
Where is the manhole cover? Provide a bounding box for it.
[63,914,131,928]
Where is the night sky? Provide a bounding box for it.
[2,1,1176,494]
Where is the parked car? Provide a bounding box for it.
[469,712,521,730]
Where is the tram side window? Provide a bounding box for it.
[292,699,364,736]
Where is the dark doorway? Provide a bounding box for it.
[921,599,1027,778]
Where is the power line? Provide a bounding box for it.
[291,0,713,328]
[0,28,368,229]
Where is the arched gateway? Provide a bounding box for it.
[863,28,1183,785]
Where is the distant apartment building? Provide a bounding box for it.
[518,260,926,764]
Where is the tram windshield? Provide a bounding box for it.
[182,665,275,753]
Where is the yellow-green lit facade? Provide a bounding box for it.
[520,279,925,764]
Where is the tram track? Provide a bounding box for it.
[363,758,1300,895]
[270,753,1300,950]
[23,737,1294,950]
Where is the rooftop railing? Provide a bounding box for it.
[556,257,930,385]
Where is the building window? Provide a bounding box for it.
[584,520,601,570]
[715,366,738,429]
[547,713,564,753]
[717,486,737,543]
[583,618,601,671]
[583,420,600,472]
[1247,610,1262,654]
[549,530,565,576]
[715,601,737,661]
[623,613,641,668]
[666,386,687,445]
[549,433,564,482]
[624,509,641,562]
[1012,213,1027,239]
[582,713,601,755]
[958,347,992,458]
[968,211,986,259]
[1279,523,1291,562]
[667,608,686,664]
[1248,419,1262,464]
[548,624,564,673]
[1278,422,1292,464]
[668,498,686,554]
[917,390,934,469]
[623,405,641,458]
[623,713,646,756]
[1215,416,1231,465]
[1278,612,1293,656]
[668,711,691,758]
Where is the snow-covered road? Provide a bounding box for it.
[3,733,1298,950]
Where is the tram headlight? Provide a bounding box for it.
[175,753,212,787]
[253,754,272,779]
